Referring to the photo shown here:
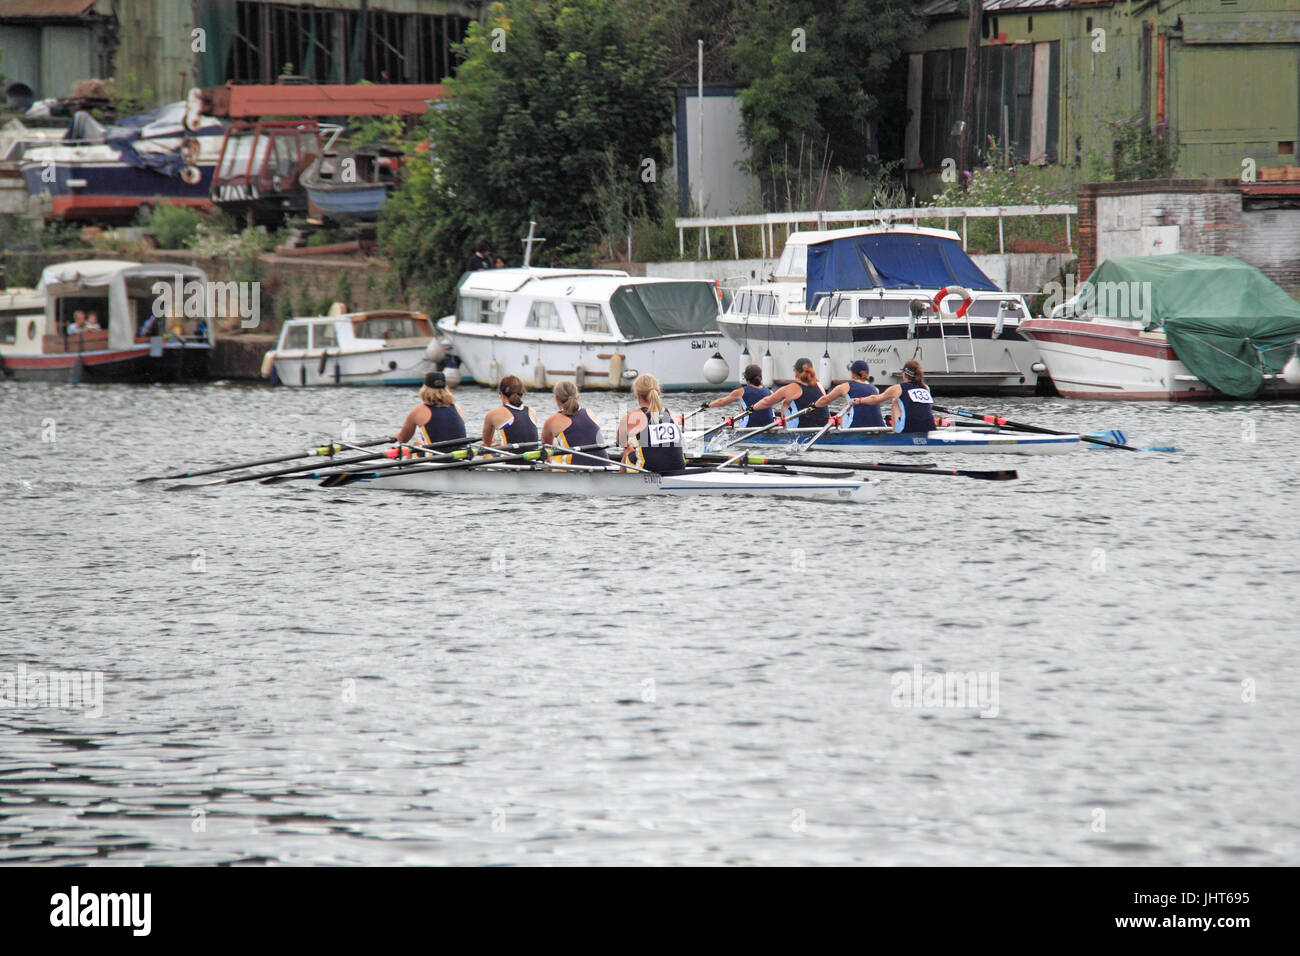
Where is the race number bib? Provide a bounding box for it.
[905,387,933,404]
[646,421,682,446]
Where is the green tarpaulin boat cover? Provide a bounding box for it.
[608,282,719,340]
[1084,255,1300,398]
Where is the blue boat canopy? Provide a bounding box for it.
[804,232,999,309]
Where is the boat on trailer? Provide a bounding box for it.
[315,461,873,502]
[689,426,1077,455]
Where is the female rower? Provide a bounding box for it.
[617,373,686,473]
[857,359,936,434]
[395,370,467,449]
[814,359,885,428]
[481,375,538,447]
[700,363,773,428]
[541,381,608,464]
[751,357,828,428]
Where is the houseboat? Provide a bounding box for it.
[0,260,214,382]
[1018,254,1300,400]
[436,267,725,391]
[266,307,445,387]
[718,225,1044,395]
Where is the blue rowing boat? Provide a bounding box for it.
[690,426,1079,455]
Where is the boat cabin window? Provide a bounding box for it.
[857,298,915,319]
[575,303,609,334]
[283,324,309,350]
[312,323,338,349]
[219,133,257,180]
[354,315,425,340]
[964,298,1025,319]
[456,296,504,325]
[730,291,749,314]
[56,296,111,334]
[526,301,564,332]
[817,297,852,319]
[774,244,808,279]
[0,310,18,344]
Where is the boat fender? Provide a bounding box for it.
[443,365,463,388]
[931,286,973,318]
[575,363,586,388]
[424,338,446,363]
[608,353,623,388]
[1284,352,1300,386]
[318,350,329,375]
[260,350,276,379]
[702,352,728,385]
[817,353,832,390]
[760,350,774,388]
[181,165,201,185]
[300,364,306,386]
[739,345,752,378]
[533,362,547,389]
[488,359,501,386]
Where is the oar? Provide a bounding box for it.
[678,403,714,428]
[791,403,849,455]
[310,439,539,485]
[689,453,1017,481]
[263,445,479,484]
[715,401,821,452]
[932,405,1179,452]
[694,404,758,442]
[322,443,610,488]
[137,436,394,482]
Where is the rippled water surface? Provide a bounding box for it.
[1,380,1297,865]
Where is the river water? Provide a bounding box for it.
[1,380,1296,865]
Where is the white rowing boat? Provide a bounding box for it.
[687,426,1077,455]
[329,462,873,502]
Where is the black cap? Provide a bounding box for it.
[424,371,447,389]
[849,359,870,374]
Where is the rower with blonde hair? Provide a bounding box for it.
[395,370,467,449]
[616,373,685,473]
[481,375,538,446]
[542,381,607,464]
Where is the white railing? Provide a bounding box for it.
[674,204,1078,259]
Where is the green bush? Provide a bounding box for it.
[146,202,204,249]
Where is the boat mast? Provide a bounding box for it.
[521,221,546,267]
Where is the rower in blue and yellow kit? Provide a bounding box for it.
[617,373,686,473]
[699,363,774,428]
[541,381,608,464]
[750,357,828,428]
[812,359,886,428]
[857,359,936,434]
[395,370,467,450]
[481,375,539,447]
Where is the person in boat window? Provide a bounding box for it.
[699,363,774,429]
[85,311,102,331]
[857,359,936,434]
[814,360,885,429]
[482,375,539,447]
[465,242,492,272]
[494,257,506,269]
[751,357,828,429]
[67,310,87,335]
[617,373,686,474]
[395,370,467,451]
[139,311,160,337]
[542,381,608,465]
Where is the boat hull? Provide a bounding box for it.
[439,322,725,391]
[718,315,1042,395]
[347,465,873,502]
[22,160,216,220]
[691,426,1077,455]
[1017,318,1300,400]
[272,344,435,387]
[0,343,211,382]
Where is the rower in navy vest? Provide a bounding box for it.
[542,381,608,464]
[617,373,686,473]
[699,363,773,428]
[481,375,539,447]
[751,357,828,428]
[813,359,886,428]
[857,359,936,434]
[395,370,467,451]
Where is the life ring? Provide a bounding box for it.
[931,285,973,318]
[180,165,201,185]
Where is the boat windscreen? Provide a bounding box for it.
[608,283,720,339]
[805,233,999,309]
[355,315,427,339]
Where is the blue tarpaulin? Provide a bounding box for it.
[805,233,999,309]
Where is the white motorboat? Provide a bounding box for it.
[719,225,1045,395]
[436,267,726,391]
[267,308,449,387]
[335,462,873,502]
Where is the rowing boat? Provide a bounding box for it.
[317,462,874,502]
[687,425,1078,455]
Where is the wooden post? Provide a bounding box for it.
[958,0,982,174]
[732,225,739,259]
[998,210,1004,254]
[1065,213,1072,251]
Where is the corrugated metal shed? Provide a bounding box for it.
[916,0,1099,16]
[0,0,99,18]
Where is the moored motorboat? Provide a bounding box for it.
[689,425,1077,455]
[266,308,451,387]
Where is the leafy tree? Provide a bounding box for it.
[380,0,674,312]
[728,0,919,207]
